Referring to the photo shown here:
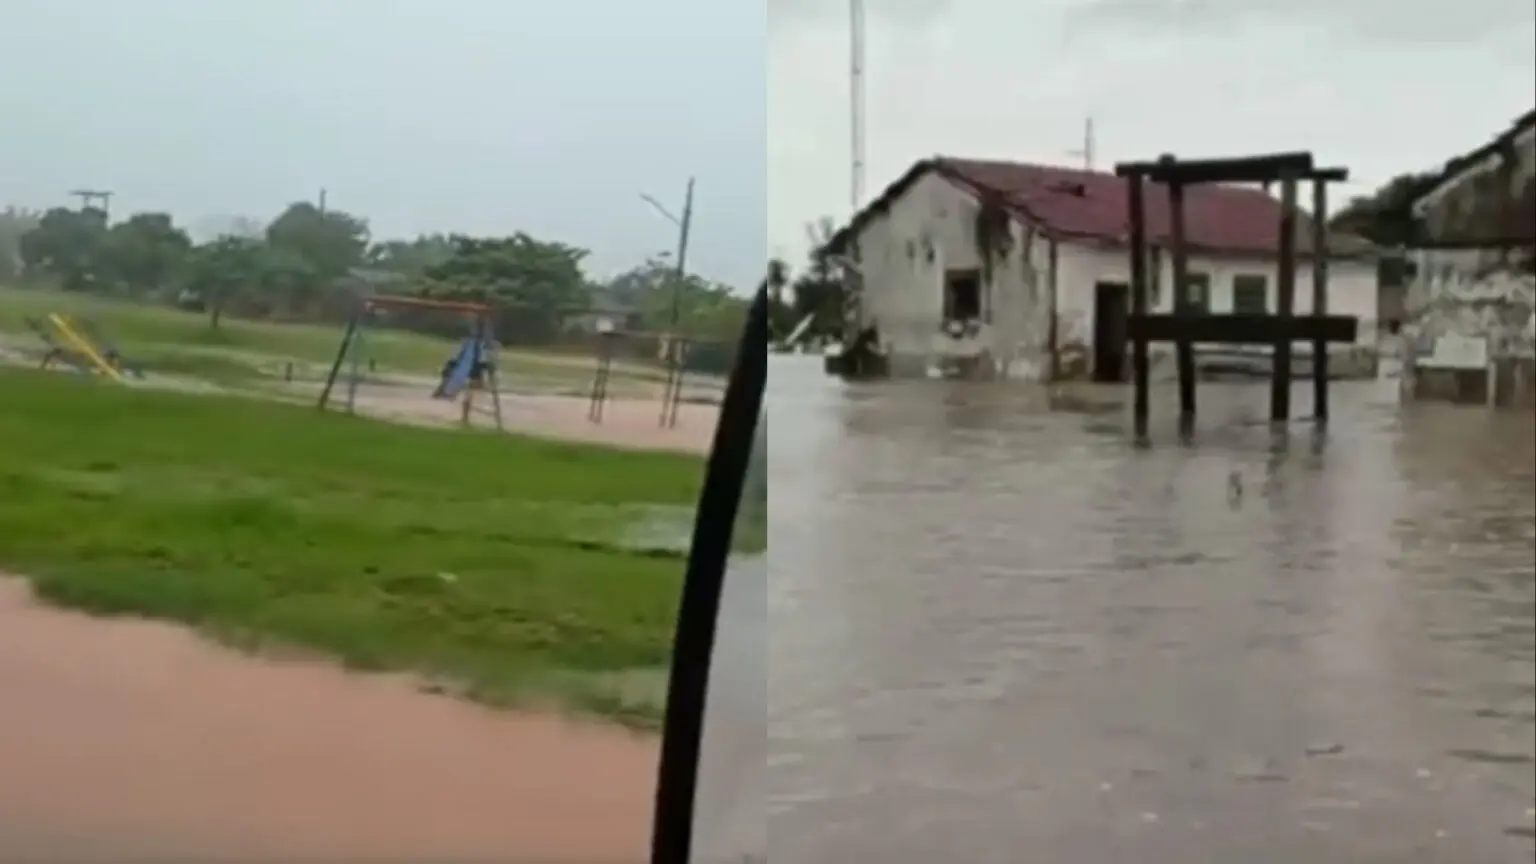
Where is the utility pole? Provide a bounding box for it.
[849,0,866,212]
[68,189,113,219]
[667,177,695,330]
[1066,117,1096,171]
[317,188,328,217]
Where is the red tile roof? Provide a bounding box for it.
[826,157,1373,258]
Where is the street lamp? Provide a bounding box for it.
[639,179,695,330]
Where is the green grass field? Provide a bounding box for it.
[0,366,711,727]
[0,286,677,395]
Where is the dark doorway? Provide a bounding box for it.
[1092,281,1130,382]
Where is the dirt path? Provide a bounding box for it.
[0,578,658,861]
[349,386,720,454]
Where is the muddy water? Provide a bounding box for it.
[768,357,1535,863]
[0,579,656,862]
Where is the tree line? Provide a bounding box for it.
[767,217,843,343]
[0,201,752,344]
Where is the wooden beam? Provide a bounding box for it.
[365,295,491,314]
[1168,180,1195,420]
[1126,174,1151,438]
[1115,152,1315,185]
[1126,314,1357,344]
[1273,174,1299,421]
[1311,179,1332,421]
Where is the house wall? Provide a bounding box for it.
[852,171,1052,378]
[851,171,1380,380]
[1403,249,1535,408]
[1054,244,1381,378]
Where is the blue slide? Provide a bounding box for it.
[433,340,477,399]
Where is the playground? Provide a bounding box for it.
[0,289,743,858]
[0,364,711,726]
[0,286,724,453]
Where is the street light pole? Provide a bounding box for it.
[667,177,695,330]
[639,178,695,429]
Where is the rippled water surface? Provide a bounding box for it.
[768,356,1535,863]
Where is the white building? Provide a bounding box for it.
[824,158,1381,381]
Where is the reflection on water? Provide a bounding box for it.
[769,357,1534,863]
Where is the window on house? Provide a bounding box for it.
[944,269,983,322]
[1181,272,1211,314]
[1232,274,1268,314]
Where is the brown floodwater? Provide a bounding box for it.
[0,578,657,862]
[768,357,1535,863]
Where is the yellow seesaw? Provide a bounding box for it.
[46,313,126,384]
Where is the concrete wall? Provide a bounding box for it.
[852,171,1052,378]
[1404,249,1535,408]
[852,170,1380,380]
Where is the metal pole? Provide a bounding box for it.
[661,178,695,428]
[667,178,695,330]
[849,0,866,212]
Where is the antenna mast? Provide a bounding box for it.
[1067,116,1097,171]
[849,0,866,214]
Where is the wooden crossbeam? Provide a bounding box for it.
[1115,153,1349,186]
[1127,314,1357,345]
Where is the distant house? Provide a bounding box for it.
[563,298,642,334]
[825,157,1380,380]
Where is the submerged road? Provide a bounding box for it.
[0,578,657,862]
[768,357,1534,863]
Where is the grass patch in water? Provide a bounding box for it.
[0,367,708,727]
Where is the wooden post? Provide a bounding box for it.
[1167,177,1195,423]
[1271,173,1298,422]
[588,333,613,423]
[1127,174,1151,439]
[1310,178,1330,421]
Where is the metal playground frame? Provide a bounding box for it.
[317,294,505,431]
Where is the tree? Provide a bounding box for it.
[101,212,192,297]
[1328,172,1438,247]
[422,233,593,340]
[19,207,110,291]
[787,217,843,339]
[0,207,42,282]
[265,202,369,282]
[366,233,456,277]
[181,236,268,330]
[767,257,796,339]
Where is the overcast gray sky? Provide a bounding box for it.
[0,0,765,287]
[769,0,1536,264]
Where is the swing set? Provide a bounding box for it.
[317,294,505,431]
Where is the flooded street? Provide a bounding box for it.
[768,357,1535,863]
[0,579,656,862]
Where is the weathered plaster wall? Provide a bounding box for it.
[851,171,1052,378]
[1407,250,1535,358]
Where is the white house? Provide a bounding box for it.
[824,157,1381,381]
